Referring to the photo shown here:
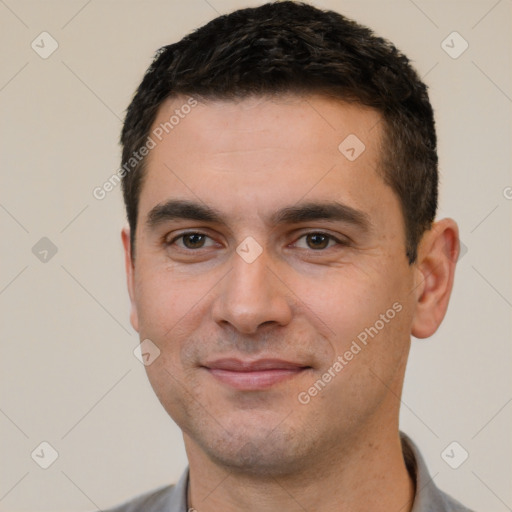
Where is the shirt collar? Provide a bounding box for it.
[401,432,470,511]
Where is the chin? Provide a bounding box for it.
[188,415,316,477]
[207,438,304,477]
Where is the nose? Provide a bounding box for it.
[211,248,293,335]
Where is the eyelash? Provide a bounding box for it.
[165,231,348,251]
[293,231,348,250]
[166,232,218,249]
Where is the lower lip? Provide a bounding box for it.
[206,368,306,390]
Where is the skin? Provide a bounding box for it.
[122,94,459,512]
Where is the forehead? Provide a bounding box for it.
[149,94,382,164]
[139,94,396,227]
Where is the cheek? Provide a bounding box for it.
[288,266,384,329]
[134,265,203,333]
[133,266,223,375]
[290,258,412,357]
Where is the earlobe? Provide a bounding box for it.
[411,219,459,339]
[121,226,139,333]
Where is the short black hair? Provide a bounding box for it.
[121,1,437,263]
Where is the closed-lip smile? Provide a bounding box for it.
[202,358,310,390]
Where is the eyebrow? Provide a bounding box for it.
[146,199,224,228]
[145,199,372,233]
[271,201,372,232]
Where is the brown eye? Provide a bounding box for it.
[305,233,330,250]
[182,233,207,249]
[166,231,218,252]
[293,232,345,251]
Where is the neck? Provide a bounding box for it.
[185,428,415,512]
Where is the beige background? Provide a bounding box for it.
[1,1,511,511]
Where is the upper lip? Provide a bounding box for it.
[203,358,309,372]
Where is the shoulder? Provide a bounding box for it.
[104,484,177,512]
[401,433,476,512]
[104,468,189,512]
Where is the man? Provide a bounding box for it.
[112,2,473,511]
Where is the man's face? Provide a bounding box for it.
[124,95,419,475]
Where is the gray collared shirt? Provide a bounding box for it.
[106,433,474,512]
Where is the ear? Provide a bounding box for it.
[121,226,139,333]
[411,218,459,339]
